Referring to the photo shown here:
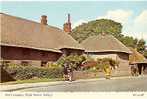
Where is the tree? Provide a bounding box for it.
[120,36,138,48]
[137,39,146,53]
[70,19,122,43]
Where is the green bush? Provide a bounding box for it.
[81,60,98,70]
[81,57,119,71]
[101,58,119,69]
[5,65,63,80]
[47,62,62,68]
[57,55,86,70]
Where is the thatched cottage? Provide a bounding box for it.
[81,33,132,76]
[129,48,147,75]
[0,13,84,66]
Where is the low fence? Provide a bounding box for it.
[72,69,131,80]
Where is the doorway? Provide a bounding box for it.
[137,63,147,75]
[138,64,143,75]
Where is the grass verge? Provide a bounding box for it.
[0,78,64,85]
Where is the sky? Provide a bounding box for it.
[1,1,147,44]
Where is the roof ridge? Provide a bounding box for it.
[1,12,84,52]
[0,12,62,31]
[81,33,131,53]
[109,35,131,51]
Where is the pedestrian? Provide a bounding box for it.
[67,65,73,82]
[63,62,69,81]
[103,61,111,79]
[104,66,111,79]
[131,64,139,76]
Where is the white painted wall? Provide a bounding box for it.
[88,54,117,61]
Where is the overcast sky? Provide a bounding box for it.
[1,1,147,44]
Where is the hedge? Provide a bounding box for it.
[5,65,63,80]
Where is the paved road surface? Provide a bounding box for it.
[16,76,147,92]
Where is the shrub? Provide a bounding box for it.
[47,62,62,68]
[100,58,119,69]
[57,55,86,70]
[5,65,63,80]
[81,60,97,70]
[81,57,119,71]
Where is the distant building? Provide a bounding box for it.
[0,13,84,66]
[63,14,72,33]
[81,33,132,76]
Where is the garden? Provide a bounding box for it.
[1,55,119,83]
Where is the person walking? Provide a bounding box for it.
[67,64,73,82]
[103,61,111,79]
[63,62,69,81]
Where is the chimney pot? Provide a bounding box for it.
[41,15,47,25]
[63,14,71,33]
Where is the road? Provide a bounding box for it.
[16,76,147,92]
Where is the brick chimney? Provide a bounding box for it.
[63,14,71,33]
[41,15,47,25]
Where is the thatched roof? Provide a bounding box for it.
[129,48,147,64]
[0,13,84,53]
[81,34,131,54]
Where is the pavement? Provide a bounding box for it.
[0,75,146,92]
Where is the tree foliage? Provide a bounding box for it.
[137,39,146,53]
[119,36,138,48]
[70,19,122,43]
